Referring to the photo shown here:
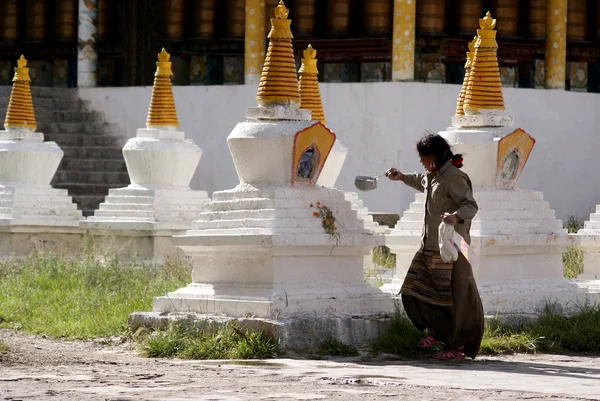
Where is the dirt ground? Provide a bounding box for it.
[1,329,599,401]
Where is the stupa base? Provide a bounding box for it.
[81,185,210,261]
[129,311,393,351]
[0,184,82,257]
[573,208,600,280]
[380,188,596,316]
[152,186,393,320]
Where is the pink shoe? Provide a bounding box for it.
[432,349,466,360]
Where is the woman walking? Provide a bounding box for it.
[385,133,484,360]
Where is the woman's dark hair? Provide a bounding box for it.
[416,132,463,168]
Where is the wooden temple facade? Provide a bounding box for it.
[0,0,599,91]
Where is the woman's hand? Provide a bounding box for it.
[385,167,404,181]
[442,213,461,225]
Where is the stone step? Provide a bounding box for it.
[38,122,123,135]
[61,146,124,159]
[54,182,122,197]
[208,198,278,212]
[72,194,107,217]
[408,202,425,212]
[107,188,208,200]
[44,132,125,147]
[0,206,81,218]
[53,170,130,186]
[34,109,103,123]
[0,98,90,111]
[198,209,278,221]
[100,201,203,212]
[0,86,78,100]
[93,209,201,220]
[59,157,127,172]
[478,200,553,212]
[477,209,557,221]
[395,220,422,231]
[0,193,75,205]
[471,219,564,234]
[400,210,423,222]
[192,218,314,231]
[475,190,544,202]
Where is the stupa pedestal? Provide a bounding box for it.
[0,55,81,257]
[81,127,209,261]
[572,215,600,298]
[81,49,210,261]
[0,128,82,256]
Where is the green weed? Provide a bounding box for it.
[141,323,278,359]
[563,246,584,279]
[564,215,584,234]
[319,338,359,357]
[371,246,396,270]
[371,309,425,357]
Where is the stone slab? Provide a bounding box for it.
[129,311,393,351]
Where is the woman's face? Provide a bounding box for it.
[419,153,436,172]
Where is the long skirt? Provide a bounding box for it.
[400,250,484,359]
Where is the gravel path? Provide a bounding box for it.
[1,329,599,401]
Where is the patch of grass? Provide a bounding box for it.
[480,320,540,355]
[374,305,600,357]
[319,338,359,357]
[481,305,600,355]
[371,309,425,357]
[141,323,278,359]
[0,250,191,339]
[0,340,8,352]
[563,245,584,279]
[371,246,396,270]
[534,304,600,352]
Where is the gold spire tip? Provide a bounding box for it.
[275,1,289,19]
[479,11,496,30]
[468,36,476,53]
[299,44,318,75]
[268,0,293,39]
[303,44,316,60]
[155,48,173,77]
[13,54,31,82]
[17,55,27,68]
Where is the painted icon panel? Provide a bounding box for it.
[292,122,336,187]
[496,128,536,189]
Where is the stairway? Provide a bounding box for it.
[0,86,130,217]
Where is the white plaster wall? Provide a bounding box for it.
[78,82,600,222]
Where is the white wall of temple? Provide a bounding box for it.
[79,82,600,222]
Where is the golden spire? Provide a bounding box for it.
[455,37,476,116]
[298,45,325,124]
[256,1,301,108]
[4,55,36,131]
[146,48,179,128]
[463,12,505,114]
